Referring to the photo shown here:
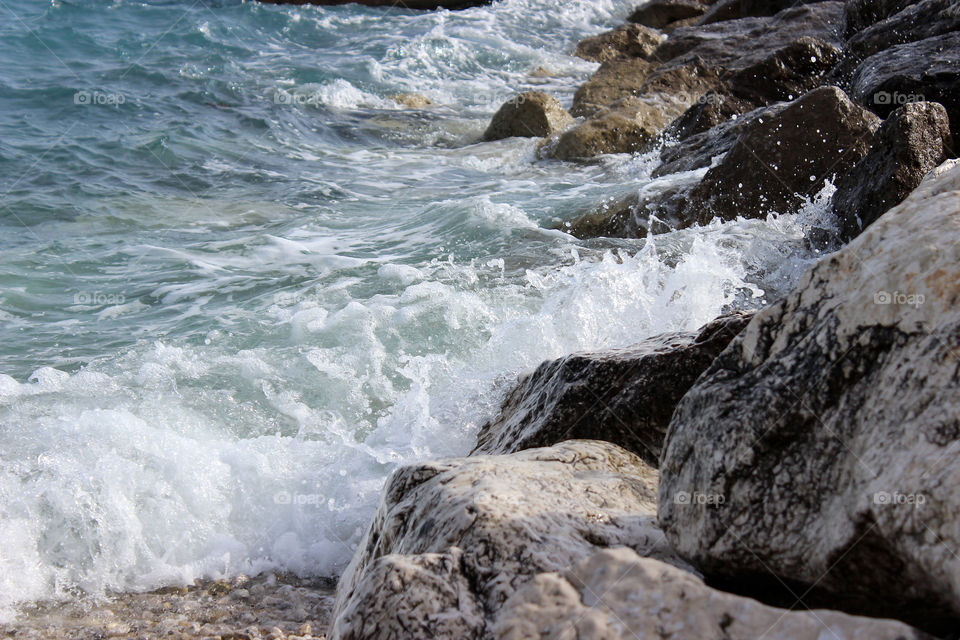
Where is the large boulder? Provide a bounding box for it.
[849,32,960,131]
[659,160,960,633]
[483,92,573,141]
[846,0,960,60]
[494,548,930,640]
[570,58,656,117]
[472,312,754,463]
[628,0,709,30]
[833,101,952,241]
[684,86,880,224]
[699,0,828,24]
[574,23,665,63]
[331,440,688,638]
[552,97,679,160]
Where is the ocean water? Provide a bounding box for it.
[0,0,830,620]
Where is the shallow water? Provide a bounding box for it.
[0,0,828,620]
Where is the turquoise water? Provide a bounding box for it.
[0,0,825,618]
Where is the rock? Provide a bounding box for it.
[628,0,709,30]
[552,97,677,160]
[684,86,881,224]
[482,92,573,141]
[833,101,952,241]
[574,23,665,63]
[846,0,960,60]
[659,160,960,633]
[843,0,917,36]
[472,312,754,463]
[494,548,930,640]
[725,36,844,105]
[698,0,827,24]
[850,32,960,131]
[662,92,757,142]
[259,0,488,8]
[389,93,432,108]
[331,440,688,638]
[570,58,657,117]
[651,2,845,75]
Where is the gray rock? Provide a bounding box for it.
[574,23,666,63]
[833,101,952,241]
[843,0,917,36]
[628,0,709,30]
[483,92,573,141]
[472,312,754,464]
[850,32,960,131]
[494,548,930,640]
[846,0,960,60]
[659,160,960,633]
[699,0,829,24]
[331,440,689,638]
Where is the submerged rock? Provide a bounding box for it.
[574,23,665,63]
[659,160,960,633]
[833,101,952,241]
[331,440,688,639]
[472,312,754,464]
[389,93,433,108]
[483,92,573,141]
[494,548,930,640]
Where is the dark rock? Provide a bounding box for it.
[685,86,881,224]
[259,0,489,8]
[483,92,573,141]
[846,0,960,60]
[571,58,657,117]
[699,0,827,24]
[574,24,666,63]
[850,32,960,132]
[726,37,845,104]
[663,92,757,141]
[833,101,952,241]
[656,105,766,176]
[843,0,918,36]
[472,312,755,464]
[628,0,709,30]
[659,160,960,634]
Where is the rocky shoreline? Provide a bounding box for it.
[328,0,960,638]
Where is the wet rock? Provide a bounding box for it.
[331,440,689,638]
[494,548,931,640]
[725,36,844,105]
[843,0,917,36]
[698,0,827,24]
[472,312,754,463]
[850,32,960,131]
[846,0,960,60]
[833,101,952,241]
[389,93,433,108]
[662,92,757,142]
[570,58,657,117]
[483,92,574,141]
[552,97,678,160]
[627,0,709,30]
[659,160,960,633]
[651,2,845,75]
[684,86,880,224]
[574,23,665,63]
[259,0,489,8]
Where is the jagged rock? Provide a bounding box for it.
[846,0,960,60]
[699,0,827,24]
[843,0,917,36]
[552,97,678,160]
[259,0,489,8]
[574,23,665,63]
[833,101,952,241]
[726,36,844,105]
[685,86,880,224]
[570,58,656,117]
[665,91,757,140]
[483,92,573,141]
[472,312,754,463]
[332,440,689,639]
[389,93,433,108]
[659,160,960,634]
[850,32,960,131]
[628,0,709,30]
[651,2,845,74]
[494,548,930,640]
